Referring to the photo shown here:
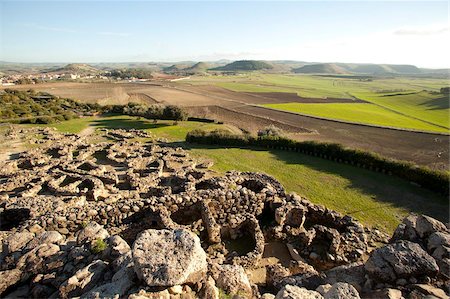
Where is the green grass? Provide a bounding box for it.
[23,115,237,141]
[190,146,448,232]
[186,74,449,132]
[353,91,449,129]
[263,102,448,132]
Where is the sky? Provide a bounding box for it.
[0,1,449,68]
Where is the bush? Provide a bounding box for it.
[162,105,187,121]
[91,238,107,254]
[186,129,450,195]
[258,125,284,137]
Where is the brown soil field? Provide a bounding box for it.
[3,82,448,170]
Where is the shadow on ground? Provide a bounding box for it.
[419,97,450,110]
[90,117,170,130]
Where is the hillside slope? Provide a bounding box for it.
[211,60,273,71]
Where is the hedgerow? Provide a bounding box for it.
[186,130,449,195]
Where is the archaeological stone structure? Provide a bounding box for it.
[0,127,448,298]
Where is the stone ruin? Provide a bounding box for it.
[0,128,448,298]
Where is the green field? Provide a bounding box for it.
[18,115,448,232]
[25,115,238,139]
[186,74,449,132]
[263,102,448,132]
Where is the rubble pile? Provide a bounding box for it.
[0,128,448,298]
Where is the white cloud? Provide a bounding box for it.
[394,24,449,36]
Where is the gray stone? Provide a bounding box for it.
[323,282,360,299]
[212,264,252,298]
[77,222,109,246]
[365,240,439,282]
[132,229,207,287]
[2,231,34,254]
[275,285,324,299]
[59,260,108,299]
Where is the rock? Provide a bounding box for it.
[411,284,448,299]
[275,285,324,299]
[392,215,447,243]
[427,232,450,252]
[102,235,130,261]
[323,262,366,292]
[364,288,404,299]
[316,284,332,296]
[0,269,22,295]
[212,264,252,297]
[132,229,207,287]
[2,231,34,254]
[168,285,183,295]
[25,231,64,250]
[77,222,109,246]
[323,282,360,299]
[266,264,292,289]
[200,276,219,299]
[59,260,108,299]
[365,241,439,282]
[81,263,136,299]
[261,294,276,299]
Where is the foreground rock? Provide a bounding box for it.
[132,228,207,287]
[365,240,439,282]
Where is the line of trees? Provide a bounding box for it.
[186,129,450,196]
[104,103,187,121]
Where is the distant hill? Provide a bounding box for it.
[163,64,190,73]
[211,60,273,71]
[51,63,100,74]
[293,63,348,74]
[334,63,423,75]
[184,62,210,73]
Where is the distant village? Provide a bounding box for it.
[0,71,154,86]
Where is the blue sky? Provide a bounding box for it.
[1,1,449,67]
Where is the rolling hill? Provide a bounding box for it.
[50,63,100,74]
[293,63,348,74]
[211,60,274,71]
[184,62,210,73]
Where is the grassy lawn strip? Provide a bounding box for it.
[262,102,447,133]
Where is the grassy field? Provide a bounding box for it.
[18,115,448,232]
[189,146,448,232]
[186,74,449,132]
[262,102,448,132]
[25,115,238,139]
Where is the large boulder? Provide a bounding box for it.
[323,282,360,299]
[2,231,34,255]
[275,285,324,299]
[132,229,207,287]
[365,240,439,282]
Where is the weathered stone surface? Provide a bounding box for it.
[365,240,439,282]
[212,264,252,297]
[411,284,448,299]
[275,285,324,299]
[77,222,109,246]
[323,282,360,299]
[363,288,404,299]
[0,269,22,295]
[2,231,34,254]
[59,260,108,299]
[132,229,207,287]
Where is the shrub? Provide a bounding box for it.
[258,125,284,137]
[91,238,107,254]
